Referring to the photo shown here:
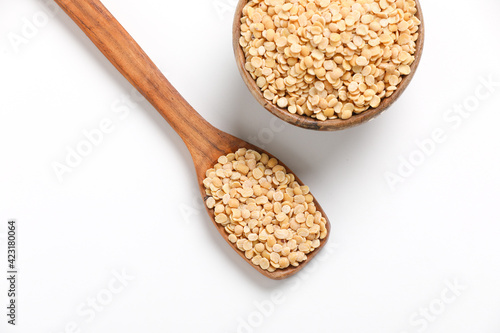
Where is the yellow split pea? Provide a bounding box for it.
[203,148,328,272]
[239,0,421,121]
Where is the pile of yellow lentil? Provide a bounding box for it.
[239,0,421,121]
[204,148,328,272]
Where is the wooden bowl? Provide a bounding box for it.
[232,0,425,131]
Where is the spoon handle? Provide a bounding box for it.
[54,0,229,163]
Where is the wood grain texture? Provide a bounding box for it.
[233,0,425,131]
[54,0,331,280]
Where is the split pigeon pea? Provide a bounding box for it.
[204,148,328,273]
[239,0,421,121]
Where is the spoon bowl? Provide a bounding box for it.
[197,139,331,280]
[232,0,425,131]
[55,0,331,280]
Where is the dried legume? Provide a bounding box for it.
[239,0,421,120]
[204,148,328,272]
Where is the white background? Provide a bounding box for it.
[1,0,500,332]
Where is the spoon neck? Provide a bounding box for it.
[138,72,221,156]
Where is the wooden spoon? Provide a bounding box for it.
[54,0,331,280]
[233,0,425,131]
